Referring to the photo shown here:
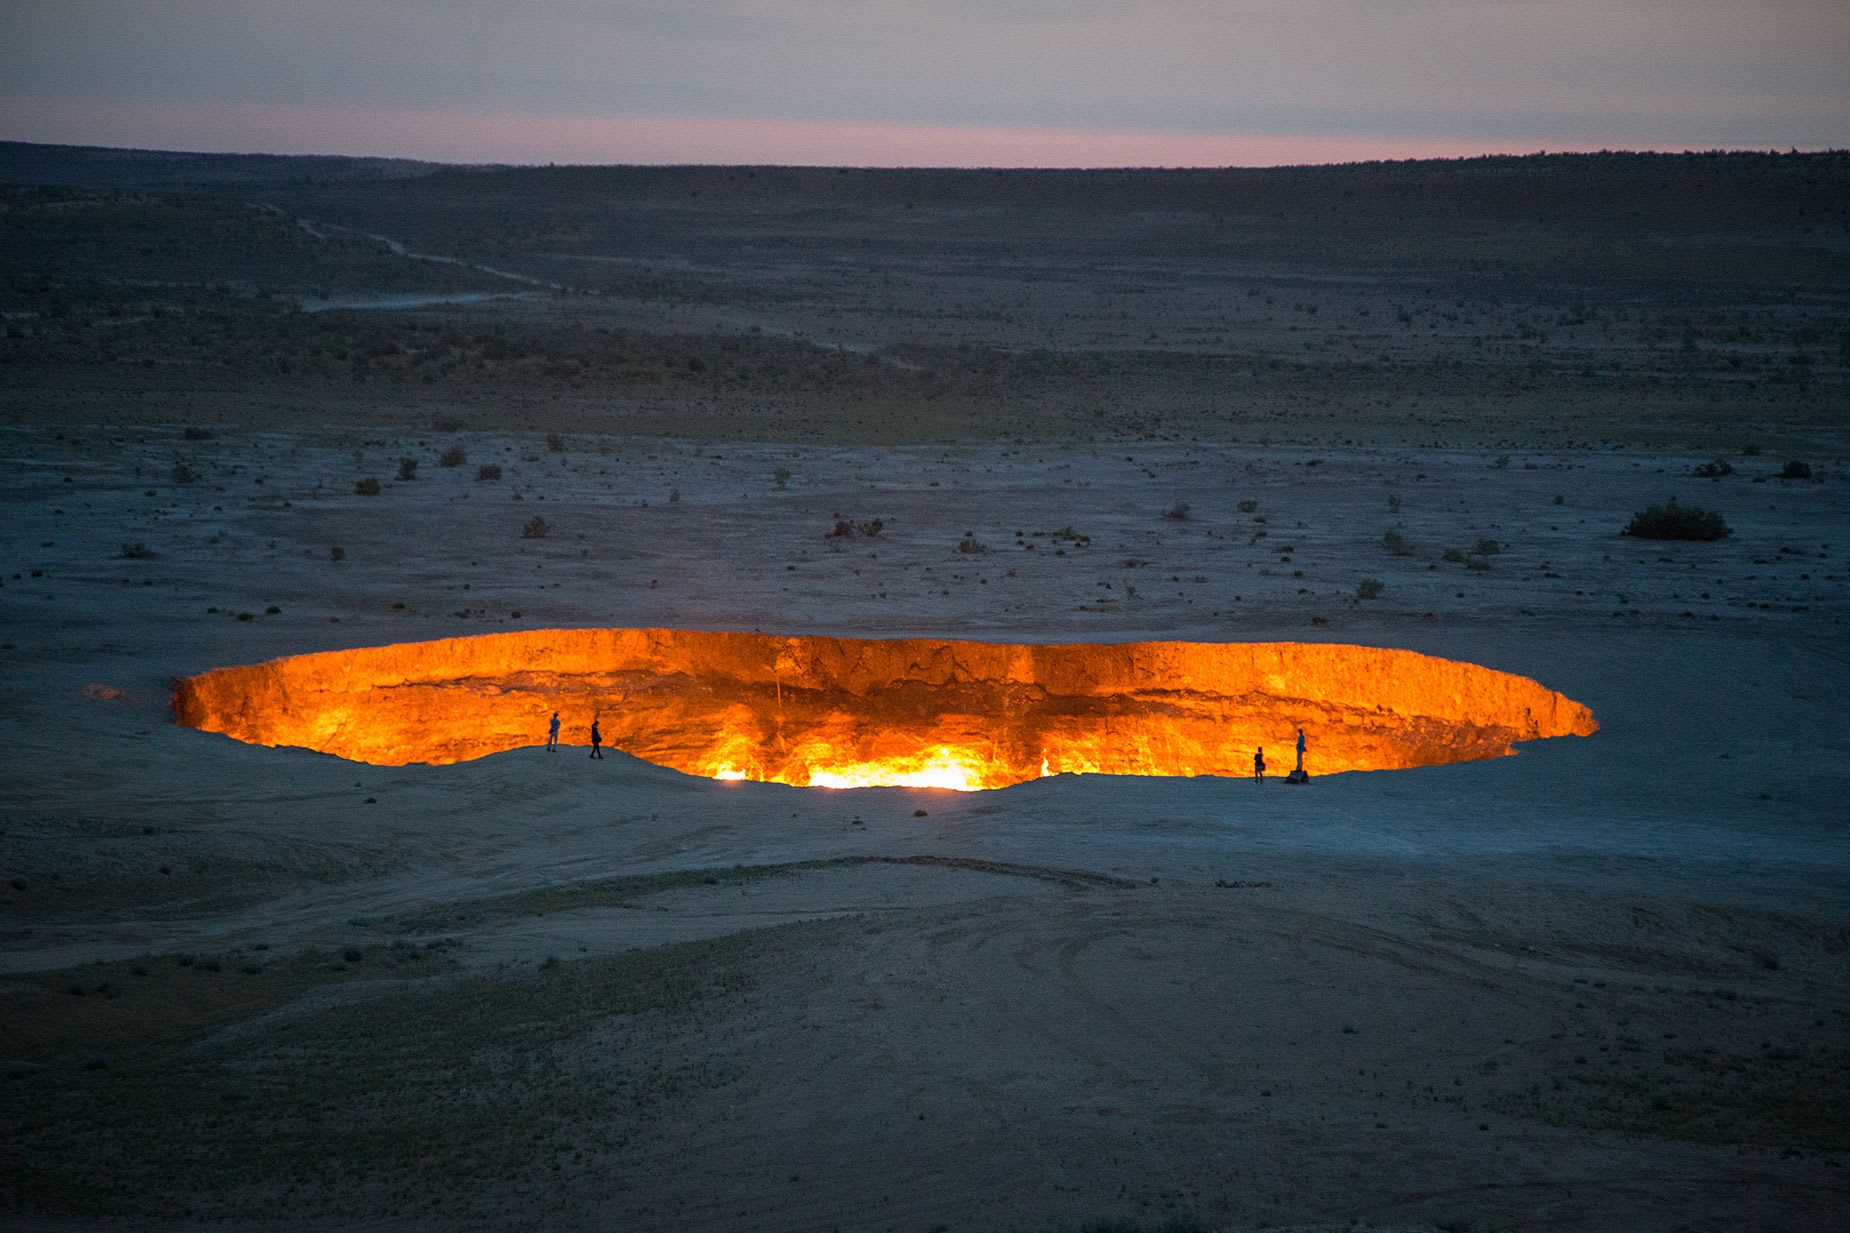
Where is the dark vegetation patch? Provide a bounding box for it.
[1,943,458,1060]
[0,919,844,1223]
[1623,499,1730,541]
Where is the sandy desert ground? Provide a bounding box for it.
[2,147,1848,1231]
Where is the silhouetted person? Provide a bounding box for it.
[547,711,561,753]
[1253,746,1265,783]
[589,718,604,760]
[1295,728,1306,773]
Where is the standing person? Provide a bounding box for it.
[1253,746,1265,783]
[547,711,561,753]
[589,717,604,760]
[1295,727,1307,774]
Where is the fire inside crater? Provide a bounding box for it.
[172,629,1596,790]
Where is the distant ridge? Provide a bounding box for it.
[0,140,451,188]
[3,140,1844,211]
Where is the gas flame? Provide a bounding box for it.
[172,629,1597,788]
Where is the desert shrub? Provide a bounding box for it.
[1473,537,1502,556]
[1441,546,1465,563]
[773,467,792,490]
[431,415,462,433]
[1237,499,1259,514]
[1387,493,1401,513]
[120,542,153,559]
[1162,501,1191,521]
[1381,529,1413,556]
[1693,459,1733,478]
[171,460,197,485]
[1742,442,1762,456]
[1779,460,1812,480]
[397,457,418,481]
[329,545,344,562]
[521,515,552,539]
[182,426,215,441]
[354,477,380,496]
[827,517,883,539]
[1357,578,1384,599]
[1623,499,1729,541]
[1493,454,1511,469]
[958,535,989,554]
[546,433,565,452]
[476,463,502,481]
[438,444,466,468]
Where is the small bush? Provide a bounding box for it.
[1162,501,1191,521]
[431,414,462,433]
[329,545,344,562]
[476,463,502,481]
[957,535,989,554]
[1441,547,1465,563]
[171,460,198,485]
[1492,454,1511,469]
[1779,460,1812,480]
[355,477,380,496]
[546,433,565,452]
[1357,578,1385,599]
[1693,459,1733,478]
[521,515,552,539]
[1473,537,1502,556]
[1381,529,1413,556]
[1237,499,1259,514]
[397,457,418,481]
[1623,499,1729,541]
[438,444,466,468]
[182,426,215,441]
[120,542,154,559]
[773,467,792,490]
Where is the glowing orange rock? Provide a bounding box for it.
[172,629,1596,789]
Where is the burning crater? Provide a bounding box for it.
[172,629,1596,790]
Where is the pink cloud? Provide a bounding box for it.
[0,98,1622,167]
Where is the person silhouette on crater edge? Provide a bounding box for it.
[589,717,604,760]
[1253,746,1265,784]
[547,711,561,753]
[1296,727,1307,773]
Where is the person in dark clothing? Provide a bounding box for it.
[547,711,561,753]
[1253,746,1265,783]
[1295,728,1307,773]
[589,718,604,760]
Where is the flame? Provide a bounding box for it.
[172,629,1597,787]
[804,746,989,791]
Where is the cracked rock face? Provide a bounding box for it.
[173,629,1597,789]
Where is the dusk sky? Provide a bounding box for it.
[3,0,1846,167]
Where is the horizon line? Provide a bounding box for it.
[6,134,1845,177]
[3,100,1842,173]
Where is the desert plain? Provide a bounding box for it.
[2,145,1848,1232]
